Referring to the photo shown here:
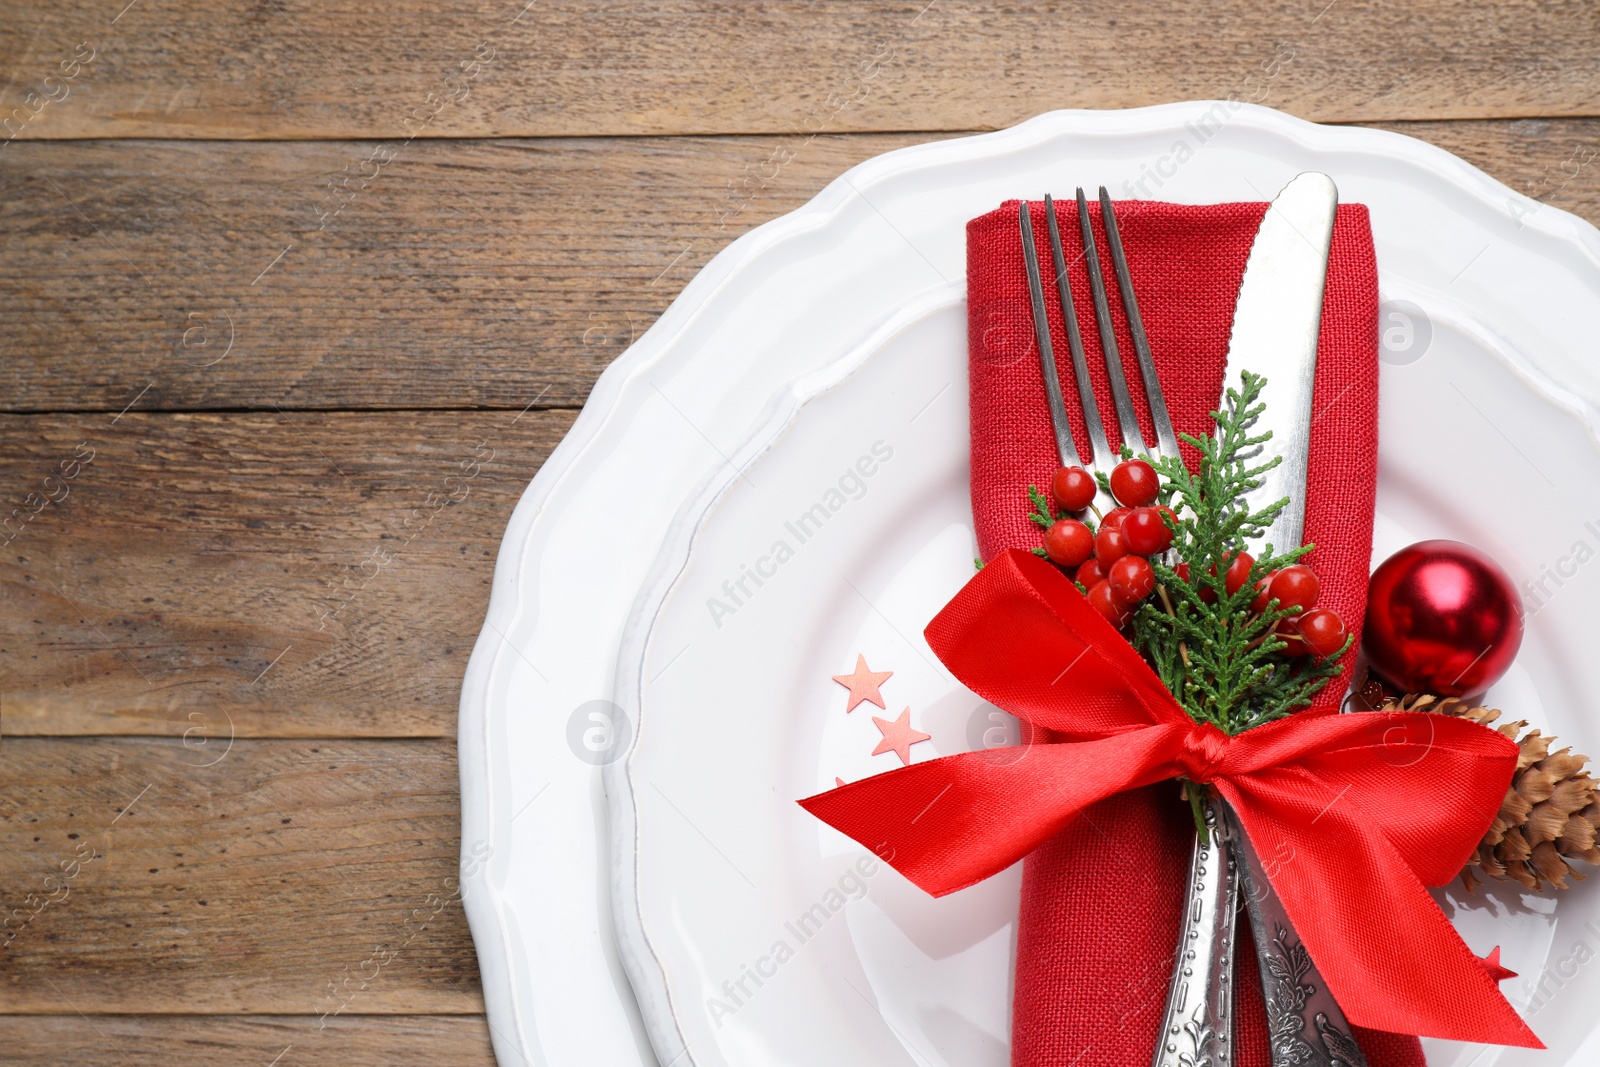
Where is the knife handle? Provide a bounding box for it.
[1222,800,1369,1067]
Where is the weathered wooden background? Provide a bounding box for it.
[2,1,1596,1062]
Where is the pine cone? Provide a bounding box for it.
[1382,692,1600,892]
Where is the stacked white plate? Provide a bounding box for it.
[459,102,1600,1067]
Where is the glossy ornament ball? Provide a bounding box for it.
[1363,539,1523,696]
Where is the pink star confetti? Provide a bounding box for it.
[1479,946,1517,983]
[870,707,931,766]
[831,654,892,712]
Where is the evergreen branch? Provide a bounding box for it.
[1129,371,1350,734]
[1027,485,1056,530]
[1017,371,1349,736]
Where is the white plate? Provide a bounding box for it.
[460,102,1600,1067]
[615,286,1600,1067]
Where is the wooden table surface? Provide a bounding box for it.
[2,2,1597,1062]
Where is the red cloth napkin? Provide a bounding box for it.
[965,199,1422,1067]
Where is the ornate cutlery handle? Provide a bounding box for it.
[1222,801,1368,1067]
[1150,793,1238,1067]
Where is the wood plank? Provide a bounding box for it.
[1371,117,1600,218]
[4,120,1600,414]
[0,410,571,738]
[0,1,1597,142]
[0,1015,498,1065]
[0,738,482,1014]
[0,133,937,412]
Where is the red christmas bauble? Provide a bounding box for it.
[1363,539,1523,696]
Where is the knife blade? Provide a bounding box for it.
[1220,171,1338,555]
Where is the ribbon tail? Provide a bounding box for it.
[1217,775,1542,1048]
[800,725,1189,897]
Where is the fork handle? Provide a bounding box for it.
[1149,792,1237,1067]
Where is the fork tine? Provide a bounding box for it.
[1044,195,1113,472]
[1017,200,1081,468]
[1076,187,1148,458]
[1099,187,1180,460]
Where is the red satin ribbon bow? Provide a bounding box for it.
[801,549,1539,1048]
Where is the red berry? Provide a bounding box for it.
[1109,459,1159,507]
[1251,571,1279,613]
[1076,558,1107,588]
[1269,565,1320,614]
[1293,608,1348,658]
[1275,617,1306,655]
[1052,466,1096,512]
[1043,518,1094,567]
[1223,551,1255,596]
[1153,505,1178,535]
[1099,506,1133,533]
[1123,507,1174,556]
[1174,561,1215,602]
[1087,580,1130,627]
[1094,523,1129,565]
[1108,555,1155,607]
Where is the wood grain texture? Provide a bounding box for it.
[0,1015,497,1066]
[1,1,1598,142]
[3,121,1600,413]
[1374,117,1600,214]
[0,410,572,738]
[0,132,939,412]
[0,737,481,1014]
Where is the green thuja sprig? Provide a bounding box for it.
[1027,485,1057,530]
[1129,371,1350,735]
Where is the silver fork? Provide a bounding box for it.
[1018,188,1180,489]
[1018,188,1240,1067]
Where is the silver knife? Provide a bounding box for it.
[1220,171,1338,555]
[1223,801,1370,1067]
[1224,172,1366,1067]
[1150,172,1361,1067]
